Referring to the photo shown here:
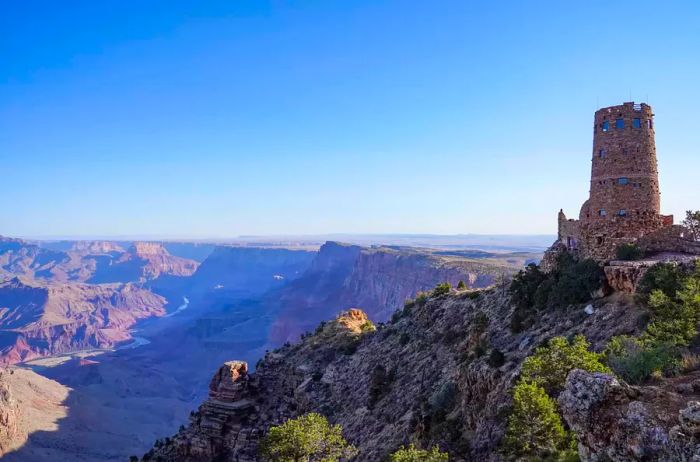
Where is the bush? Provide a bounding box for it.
[521,335,611,395]
[605,336,679,384]
[390,444,449,462]
[641,267,700,348]
[502,382,575,461]
[432,283,452,297]
[428,381,457,419]
[472,311,489,334]
[616,243,645,261]
[509,256,605,331]
[259,413,357,462]
[683,210,700,241]
[360,320,377,333]
[368,364,393,409]
[399,332,411,346]
[488,349,505,368]
[546,257,605,309]
[510,264,548,312]
[415,292,429,305]
[457,280,467,290]
[637,263,687,301]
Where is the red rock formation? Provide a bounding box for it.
[0,278,167,365]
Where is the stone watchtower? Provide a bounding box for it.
[553,102,673,262]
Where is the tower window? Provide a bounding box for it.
[618,209,627,217]
[598,149,606,158]
[602,121,609,132]
[599,209,607,217]
[618,177,629,185]
[616,118,625,129]
[647,119,654,129]
[633,118,641,128]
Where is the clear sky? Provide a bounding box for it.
[2,1,699,238]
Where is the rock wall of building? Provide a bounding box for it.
[638,225,700,256]
[547,102,684,263]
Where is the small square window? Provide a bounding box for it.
[602,121,609,132]
[633,118,641,128]
[618,177,629,185]
[598,149,606,158]
[599,209,607,217]
[618,209,627,217]
[616,118,624,129]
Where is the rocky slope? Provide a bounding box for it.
[560,369,700,461]
[268,241,520,343]
[0,278,167,364]
[143,286,646,461]
[0,367,69,457]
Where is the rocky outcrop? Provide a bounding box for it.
[559,369,700,461]
[605,254,698,293]
[0,278,167,364]
[145,286,644,461]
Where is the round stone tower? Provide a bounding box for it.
[578,102,665,260]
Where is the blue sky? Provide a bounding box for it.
[2,1,699,238]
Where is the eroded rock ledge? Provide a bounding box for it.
[559,369,700,461]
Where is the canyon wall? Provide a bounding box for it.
[268,242,518,343]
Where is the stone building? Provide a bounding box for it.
[546,102,699,267]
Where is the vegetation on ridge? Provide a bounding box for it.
[509,254,605,332]
[390,444,449,462]
[259,413,357,462]
[606,261,700,383]
[683,210,700,241]
[502,335,608,461]
[616,243,645,261]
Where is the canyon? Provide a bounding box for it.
[0,235,537,461]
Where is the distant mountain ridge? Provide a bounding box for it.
[0,236,200,284]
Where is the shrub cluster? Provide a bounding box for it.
[432,282,452,297]
[509,254,605,332]
[390,444,449,462]
[368,364,395,409]
[502,335,608,461]
[259,413,357,462]
[616,243,646,261]
[521,335,611,395]
[606,262,700,383]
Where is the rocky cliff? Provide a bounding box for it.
[0,278,167,364]
[268,241,520,343]
[143,286,645,461]
[185,246,316,297]
[0,367,68,458]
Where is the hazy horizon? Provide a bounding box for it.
[3,1,699,237]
